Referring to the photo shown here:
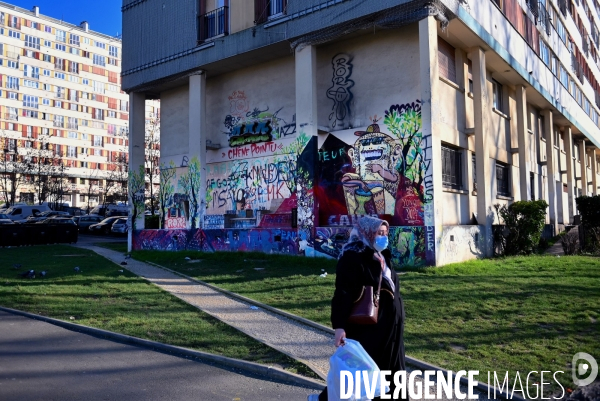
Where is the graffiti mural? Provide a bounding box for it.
[178,156,202,229]
[133,228,298,254]
[314,100,435,266]
[326,54,354,128]
[223,91,296,143]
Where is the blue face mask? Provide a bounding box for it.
[373,235,389,252]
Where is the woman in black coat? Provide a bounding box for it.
[309,216,407,401]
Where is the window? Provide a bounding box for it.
[67,146,76,158]
[24,35,40,50]
[68,131,78,139]
[438,38,456,83]
[94,148,101,156]
[23,80,39,89]
[539,39,550,65]
[109,45,118,57]
[492,79,503,112]
[68,117,78,129]
[108,57,118,66]
[268,0,286,17]
[22,109,38,119]
[6,76,19,89]
[93,136,103,146]
[56,43,66,52]
[550,54,557,76]
[45,25,52,33]
[93,54,105,66]
[69,90,79,102]
[56,87,65,98]
[54,115,64,128]
[467,60,473,93]
[107,84,119,92]
[95,41,106,49]
[496,162,511,196]
[54,72,65,80]
[43,69,50,77]
[70,47,79,55]
[82,78,89,85]
[55,58,65,70]
[7,92,17,100]
[560,65,569,87]
[56,29,66,43]
[107,110,117,118]
[556,15,567,44]
[23,65,39,79]
[55,100,62,108]
[69,34,80,46]
[530,172,535,200]
[23,95,38,109]
[8,30,19,38]
[43,54,51,62]
[442,145,463,189]
[6,60,18,69]
[94,109,104,120]
[44,40,51,47]
[120,100,129,112]
[69,75,79,83]
[92,81,104,93]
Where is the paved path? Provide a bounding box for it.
[74,244,334,379]
[0,310,316,401]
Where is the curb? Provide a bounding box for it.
[0,306,325,391]
[143,260,525,401]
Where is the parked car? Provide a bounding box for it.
[19,210,71,224]
[110,218,128,235]
[74,215,104,232]
[89,204,129,217]
[33,217,78,244]
[0,218,15,224]
[4,204,51,221]
[88,217,122,235]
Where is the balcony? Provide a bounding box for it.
[4,113,18,121]
[197,6,228,42]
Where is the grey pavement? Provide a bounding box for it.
[0,310,316,401]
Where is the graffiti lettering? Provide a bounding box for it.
[165,217,186,229]
[326,54,354,128]
[319,147,346,162]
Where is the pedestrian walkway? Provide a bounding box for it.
[75,244,333,379]
[545,226,579,256]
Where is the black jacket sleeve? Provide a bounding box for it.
[330,250,365,330]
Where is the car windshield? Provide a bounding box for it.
[101,217,118,224]
[0,214,8,219]
[115,219,127,224]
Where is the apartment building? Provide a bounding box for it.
[122,0,600,265]
[0,2,132,209]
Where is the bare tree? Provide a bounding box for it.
[48,161,69,210]
[157,161,176,228]
[145,117,160,215]
[82,169,100,212]
[105,151,129,208]
[0,136,28,207]
[27,133,57,205]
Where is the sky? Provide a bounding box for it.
[8,0,122,37]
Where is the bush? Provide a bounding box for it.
[560,230,580,255]
[575,195,600,252]
[494,200,549,255]
[145,214,160,229]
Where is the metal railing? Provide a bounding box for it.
[536,2,551,36]
[198,6,228,42]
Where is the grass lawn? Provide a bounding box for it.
[0,245,316,377]
[133,250,600,391]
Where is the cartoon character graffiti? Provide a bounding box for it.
[341,117,402,216]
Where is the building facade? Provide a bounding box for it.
[122,0,600,266]
[0,3,131,209]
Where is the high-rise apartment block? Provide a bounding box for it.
[123,0,600,265]
[0,3,135,209]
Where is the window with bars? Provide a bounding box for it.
[496,162,511,196]
[442,145,463,189]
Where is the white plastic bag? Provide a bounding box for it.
[327,339,388,401]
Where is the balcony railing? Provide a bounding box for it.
[198,6,228,42]
[4,113,18,121]
[536,2,551,36]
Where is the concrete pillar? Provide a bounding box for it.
[128,92,146,252]
[516,85,530,200]
[579,139,587,196]
[589,148,598,195]
[295,45,318,139]
[468,47,493,257]
[188,73,207,229]
[543,110,557,234]
[564,127,575,223]
[420,16,443,265]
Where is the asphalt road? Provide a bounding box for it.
[0,311,317,401]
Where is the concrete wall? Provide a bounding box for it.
[160,86,190,165]
[316,25,421,130]
[438,225,485,265]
